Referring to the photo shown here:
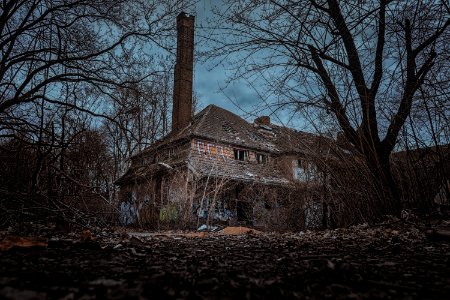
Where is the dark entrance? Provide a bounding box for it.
[236,201,251,222]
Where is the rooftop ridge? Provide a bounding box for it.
[191,104,214,135]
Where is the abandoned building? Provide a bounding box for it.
[116,13,449,229]
[115,12,339,229]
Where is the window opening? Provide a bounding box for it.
[234,149,249,161]
[256,153,267,164]
[294,159,318,181]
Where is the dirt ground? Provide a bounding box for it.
[1,222,449,300]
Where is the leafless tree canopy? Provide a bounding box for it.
[1,0,182,112]
[0,0,196,225]
[204,0,449,214]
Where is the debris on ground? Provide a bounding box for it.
[197,224,221,232]
[0,221,449,299]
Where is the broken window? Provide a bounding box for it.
[234,149,249,161]
[237,201,251,222]
[256,153,267,164]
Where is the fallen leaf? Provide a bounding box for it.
[0,236,48,251]
[219,226,262,235]
[81,230,93,242]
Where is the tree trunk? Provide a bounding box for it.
[365,151,402,218]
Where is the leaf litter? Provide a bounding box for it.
[0,220,449,299]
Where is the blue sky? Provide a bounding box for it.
[189,0,278,123]
[184,0,314,132]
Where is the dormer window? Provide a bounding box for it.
[234,149,249,161]
[256,153,267,164]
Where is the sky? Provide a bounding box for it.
[179,0,320,132]
[188,0,282,125]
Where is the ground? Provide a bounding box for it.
[1,222,449,299]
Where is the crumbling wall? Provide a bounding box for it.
[158,169,197,228]
[118,179,157,226]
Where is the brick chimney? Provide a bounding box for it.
[172,12,195,133]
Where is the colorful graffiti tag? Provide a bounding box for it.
[196,140,228,160]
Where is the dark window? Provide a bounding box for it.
[234,149,248,161]
[256,153,267,164]
[237,201,250,222]
[162,177,170,203]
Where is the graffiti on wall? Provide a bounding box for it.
[196,140,228,161]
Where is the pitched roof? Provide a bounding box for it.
[136,104,330,157]
[190,105,278,151]
[117,104,335,185]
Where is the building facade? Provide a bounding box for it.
[115,12,339,229]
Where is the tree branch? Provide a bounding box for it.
[308,45,357,146]
[370,0,387,96]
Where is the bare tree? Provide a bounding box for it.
[205,0,449,216]
[0,0,197,193]
[0,0,195,120]
[0,0,202,227]
[102,70,173,199]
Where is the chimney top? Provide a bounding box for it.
[177,11,193,19]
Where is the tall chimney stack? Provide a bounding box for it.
[172,12,195,133]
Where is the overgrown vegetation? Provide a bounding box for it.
[203,0,450,218]
[0,0,449,231]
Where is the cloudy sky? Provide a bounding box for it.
[175,0,311,131]
[188,0,281,124]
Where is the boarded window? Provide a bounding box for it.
[207,143,215,158]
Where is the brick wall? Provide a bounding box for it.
[172,12,195,133]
